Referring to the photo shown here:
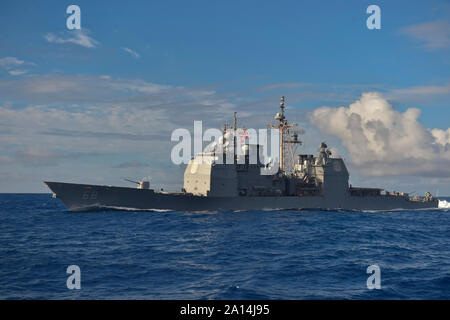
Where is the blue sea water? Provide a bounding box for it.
[0,193,449,300]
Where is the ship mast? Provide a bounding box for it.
[270,96,302,172]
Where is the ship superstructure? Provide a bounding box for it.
[184,96,357,201]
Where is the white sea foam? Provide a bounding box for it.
[438,200,450,209]
[186,210,218,214]
[102,206,173,212]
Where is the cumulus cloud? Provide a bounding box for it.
[431,128,450,146]
[44,30,99,48]
[400,21,450,50]
[122,47,140,59]
[310,92,450,177]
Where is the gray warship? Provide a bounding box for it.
[45,96,439,211]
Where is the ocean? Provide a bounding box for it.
[0,193,449,300]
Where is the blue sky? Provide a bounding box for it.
[0,0,449,194]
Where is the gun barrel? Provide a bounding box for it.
[124,178,140,185]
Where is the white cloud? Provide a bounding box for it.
[389,83,450,96]
[0,57,24,68]
[0,75,236,122]
[44,30,99,48]
[258,82,310,91]
[431,128,450,146]
[0,73,241,192]
[0,74,170,100]
[400,21,450,50]
[310,92,450,177]
[8,70,28,76]
[0,57,34,76]
[387,83,450,104]
[0,74,239,161]
[122,47,140,59]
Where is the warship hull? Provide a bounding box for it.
[44,181,439,212]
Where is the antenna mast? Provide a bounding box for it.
[270,96,302,172]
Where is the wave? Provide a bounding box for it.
[439,200,450,209]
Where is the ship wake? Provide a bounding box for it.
[102,206,174,212]
[72,204,174,212]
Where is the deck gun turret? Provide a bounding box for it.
[124,178,150,189]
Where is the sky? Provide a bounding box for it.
[0,0,449,195]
